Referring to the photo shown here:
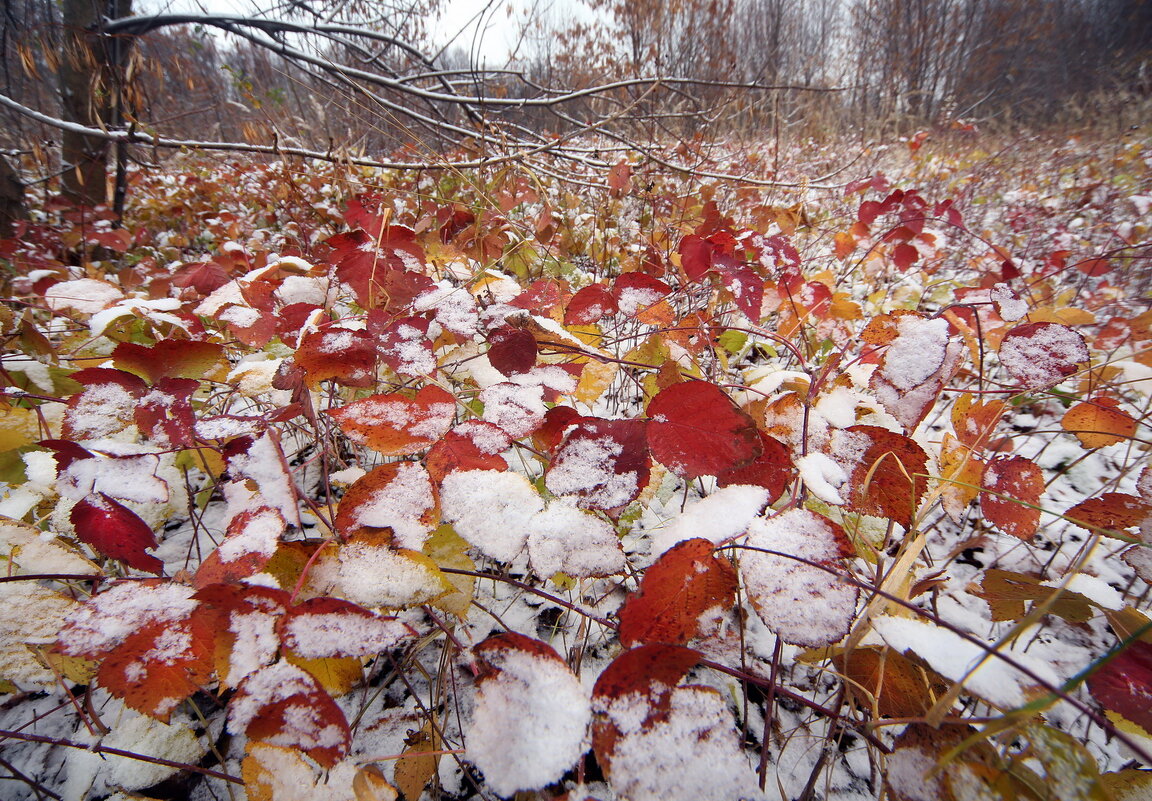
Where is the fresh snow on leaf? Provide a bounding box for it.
[527,501,625,578]
[871,615,1061,709]
[466,635,591,797]
[58,582,198,658]
[741,509,858,648]
[649,485,769,557]
[440,470,543,562]
[795,451,848,504]
[595,685,764,801]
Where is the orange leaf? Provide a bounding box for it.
[1061,397,1137,448]
[980,456,1044,540]
[939,434,985,523]
[98,617,214,721]
[951,394,1008,451]
[1065,493,1152,537]
[294,327,378,388]
[326,385,455,455]
[835,645,948,718]
[333,462,436,541]
[617,538,737,647]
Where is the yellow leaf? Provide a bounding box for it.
[394,723,440,801]
[0,405,40,451]
[575,360,618,405]
[354,765,398,801]
[1030,305,1096,326]
[423,525,474,617]
[285,650,363,696]
[1062,397,1137,449]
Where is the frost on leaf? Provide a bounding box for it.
[544,417,649,513]
[440,469,542,562]
[228,660,351,768]
[370,313,436,378]
[527,501,625,578]
[0,583,79,686]
[465,633,591,797]
[980,455,1044,540]
[740,509,858,648]
[617,538,737,647]
[70,493,163,574]
[999,322,1089,389]
[326,384,455,456]
[58,581,199,659]
[293,326,377,388]
[97,617,214,720]
[312,528,452,609]
[333,461,435,549]
[591,644,762,801]
[646,381,761,479]
[830,425,929,528]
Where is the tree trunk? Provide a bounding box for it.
[59,0,133,207]
[0,155,27,238]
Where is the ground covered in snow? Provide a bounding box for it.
[1,131,1151,800]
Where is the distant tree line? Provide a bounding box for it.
[0,0,1148,212]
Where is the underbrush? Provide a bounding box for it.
[0,132,1150,801]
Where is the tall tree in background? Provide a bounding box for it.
[59,0,134,206]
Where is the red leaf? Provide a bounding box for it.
[195,506,285,587]
[368,313,435,377]
[999,322,1089,390]
[487,325,538,376]
[980,455,1044,540]
[333,461,435,539]
[532,406,584,455]
[832,426,929,529]
[892,242,919,270]
[172,261,230,294]
[858,200,882,227]
[510,278,567,314]
[719,266,763,320]
[591,644,700,704]
[98,618,213,721]
[134,377,199,448]
[294,327,378,388]
[617,538,737,647]
[1088,640,1152,734]
[646,381,761,479]
[545,417,650,513]
[231,661,351,768]
[608,160,632,196]
[426,422,510,486]
[71,493,163,574]
[1076,257,1113,276]
[112,340,226,384]
[326,385,456,456]
[564,284,618,325]
[679,234,715,282]
[716,431,793,504]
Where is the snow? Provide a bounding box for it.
[282,610,412,659]
[43,278,124,315]
[740,509,858,648]
[465,644,591,797]
[596,685,764,801]
[225,432,302,527]
[440,470,542,562]
[58,582,198,656]
[480,381,546,437]
[227,660,317,735]
[998,323,1089,389]
[881,315,951,390]
[326,542,448,609]
[649,485,770,557]
[871,615,1062,710]
[218,506,284,562]
[527,501,626,578]
[990,282,1028,321]
[796,451,848,504]
[0,583,78,685]
[341,462,434,550]
[544,433,641,511]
